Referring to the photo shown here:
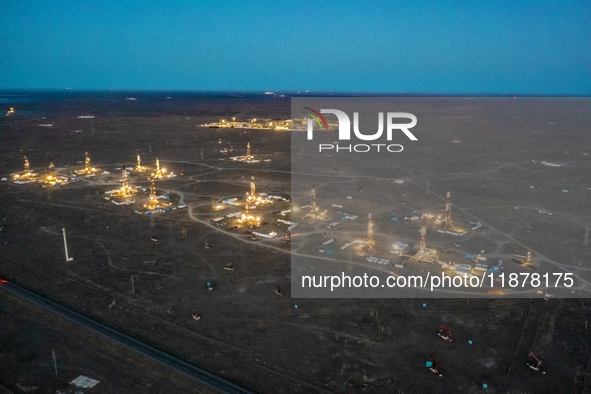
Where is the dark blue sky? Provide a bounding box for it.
[1,0,589,94]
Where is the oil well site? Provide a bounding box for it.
[1,93,591,393]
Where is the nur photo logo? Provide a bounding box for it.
[303,107,418,153]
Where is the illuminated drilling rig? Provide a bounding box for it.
[143,177,170,211]
[149,176,156,201]
[352,213,376,250]
[44,158,68,186]
[135,151,147,172]
[432,190,465,234]
[411,214,439,262]
[523,251,534,267]
[106,165,138,200]
[75,152,99,175]
[238,176,263,227]
[12,155,38,182]
[45,159,56,184]
[304,187,327,220]
[153,158,164,178]
[366,213,375,249]
[244,176,267,209]
[230,142,260,163]
[433,191,453,227]
[419,214,427,252]
[367,212,375,247]
[121,166,130,189]
[149,157,176,179]
[250,175,256,198]
[443,191,453,228]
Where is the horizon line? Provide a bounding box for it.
[0,88,589,98]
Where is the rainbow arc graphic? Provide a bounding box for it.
[302,107,329,131]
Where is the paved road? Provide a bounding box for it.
[0,280,253,394]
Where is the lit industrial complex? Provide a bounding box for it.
[432,191,466,235]
[351,213,376,251]
[237,176,264,227]
[104,166,138,205]
[203,117,292,130]
[75,152,100,176]
[12,156,38,183]
[150,157,176,179]
[410,214,440,262]
[230,142,260,163]
[304,188,328,221]
[142,177,173,213]
[43,158,69,186]
[135,151,147,172]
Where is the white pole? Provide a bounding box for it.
[52,350,58,375]
[62,228,73,262]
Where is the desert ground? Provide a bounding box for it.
[1,93,591,393]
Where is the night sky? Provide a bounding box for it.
[1,0,589,94]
